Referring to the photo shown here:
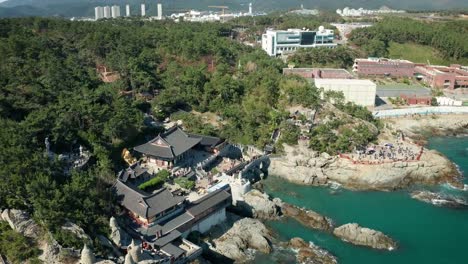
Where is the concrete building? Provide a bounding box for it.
[94,6,104,20]
[111,5,121,18]
[314,79,377,107]
[353,58,415,77]
[249,2,253,15]
[262,27,337,56]
[157,3,163,20]
[415,64,468,93]
[126,4,130,17]
[103,6,111,19]
[141,3,146,17]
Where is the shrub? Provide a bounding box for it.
[0,222,41,264]
[138,169,170,191]
[53,229,86,249]
[174,177,195,190]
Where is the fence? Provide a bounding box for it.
[373,106,468,118]
[339,146,424,165]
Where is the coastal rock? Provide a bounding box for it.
[239,189,282,220]
[281,203,333,231]
[212,218,271,261]
[411,191,467,208]
[289,237,338,264]
[0,209,41,239]
[333,223,397,250]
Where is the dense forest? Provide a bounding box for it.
[349,17,468,60]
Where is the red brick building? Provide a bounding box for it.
[400,94,432,105]
[415,64,468,92]
[353,58,416,77]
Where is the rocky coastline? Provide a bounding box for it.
[270,143,461,191]
[270,114,468,191]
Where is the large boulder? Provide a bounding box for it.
[411,191,467,208]
[110,216,131,248]
[212,218,272,261]
[62,221,91,241]
[281,203,333,231]
[333,223,397,250]
[38,235,63,264]
[289,237,338,264]
[239,189,282,220]
[1,209,41,239]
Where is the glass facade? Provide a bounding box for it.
[300,32,317,45]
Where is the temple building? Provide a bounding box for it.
[133,126,225,169]
[114,180,186,226]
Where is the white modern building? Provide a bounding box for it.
[261,27,337,56]
[249,3,253,15]
[314,79,377,107]
[141,3,146,17]
[103,6,111,19]
[157,3,163,20]
[94,6,104,20]
[126,4,130,17]
[111,5,121,18]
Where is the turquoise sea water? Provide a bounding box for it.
[254,136,468,264]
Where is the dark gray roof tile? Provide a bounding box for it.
[187,189,231,217]
[114,180,185,219]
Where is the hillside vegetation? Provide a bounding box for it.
[350,17,468,63]
[387,42,468,65]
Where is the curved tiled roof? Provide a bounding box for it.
[134,127,202,159]
[114,180,185,219]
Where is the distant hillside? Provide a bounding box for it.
[0,0,467,18]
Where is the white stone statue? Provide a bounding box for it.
[80,244,96,264]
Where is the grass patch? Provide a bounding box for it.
[138,169,170,191]
[388,42,468,66]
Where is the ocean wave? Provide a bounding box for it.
[328,181,342,190]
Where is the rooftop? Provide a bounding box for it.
[117,162,149,182]
[161,243,185,259]
[134,126,223,160]
[187,189,231,217]
[355,58,414,64]
[314,78,376,86]
[134,126,202,159]
[114,180,185,219]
